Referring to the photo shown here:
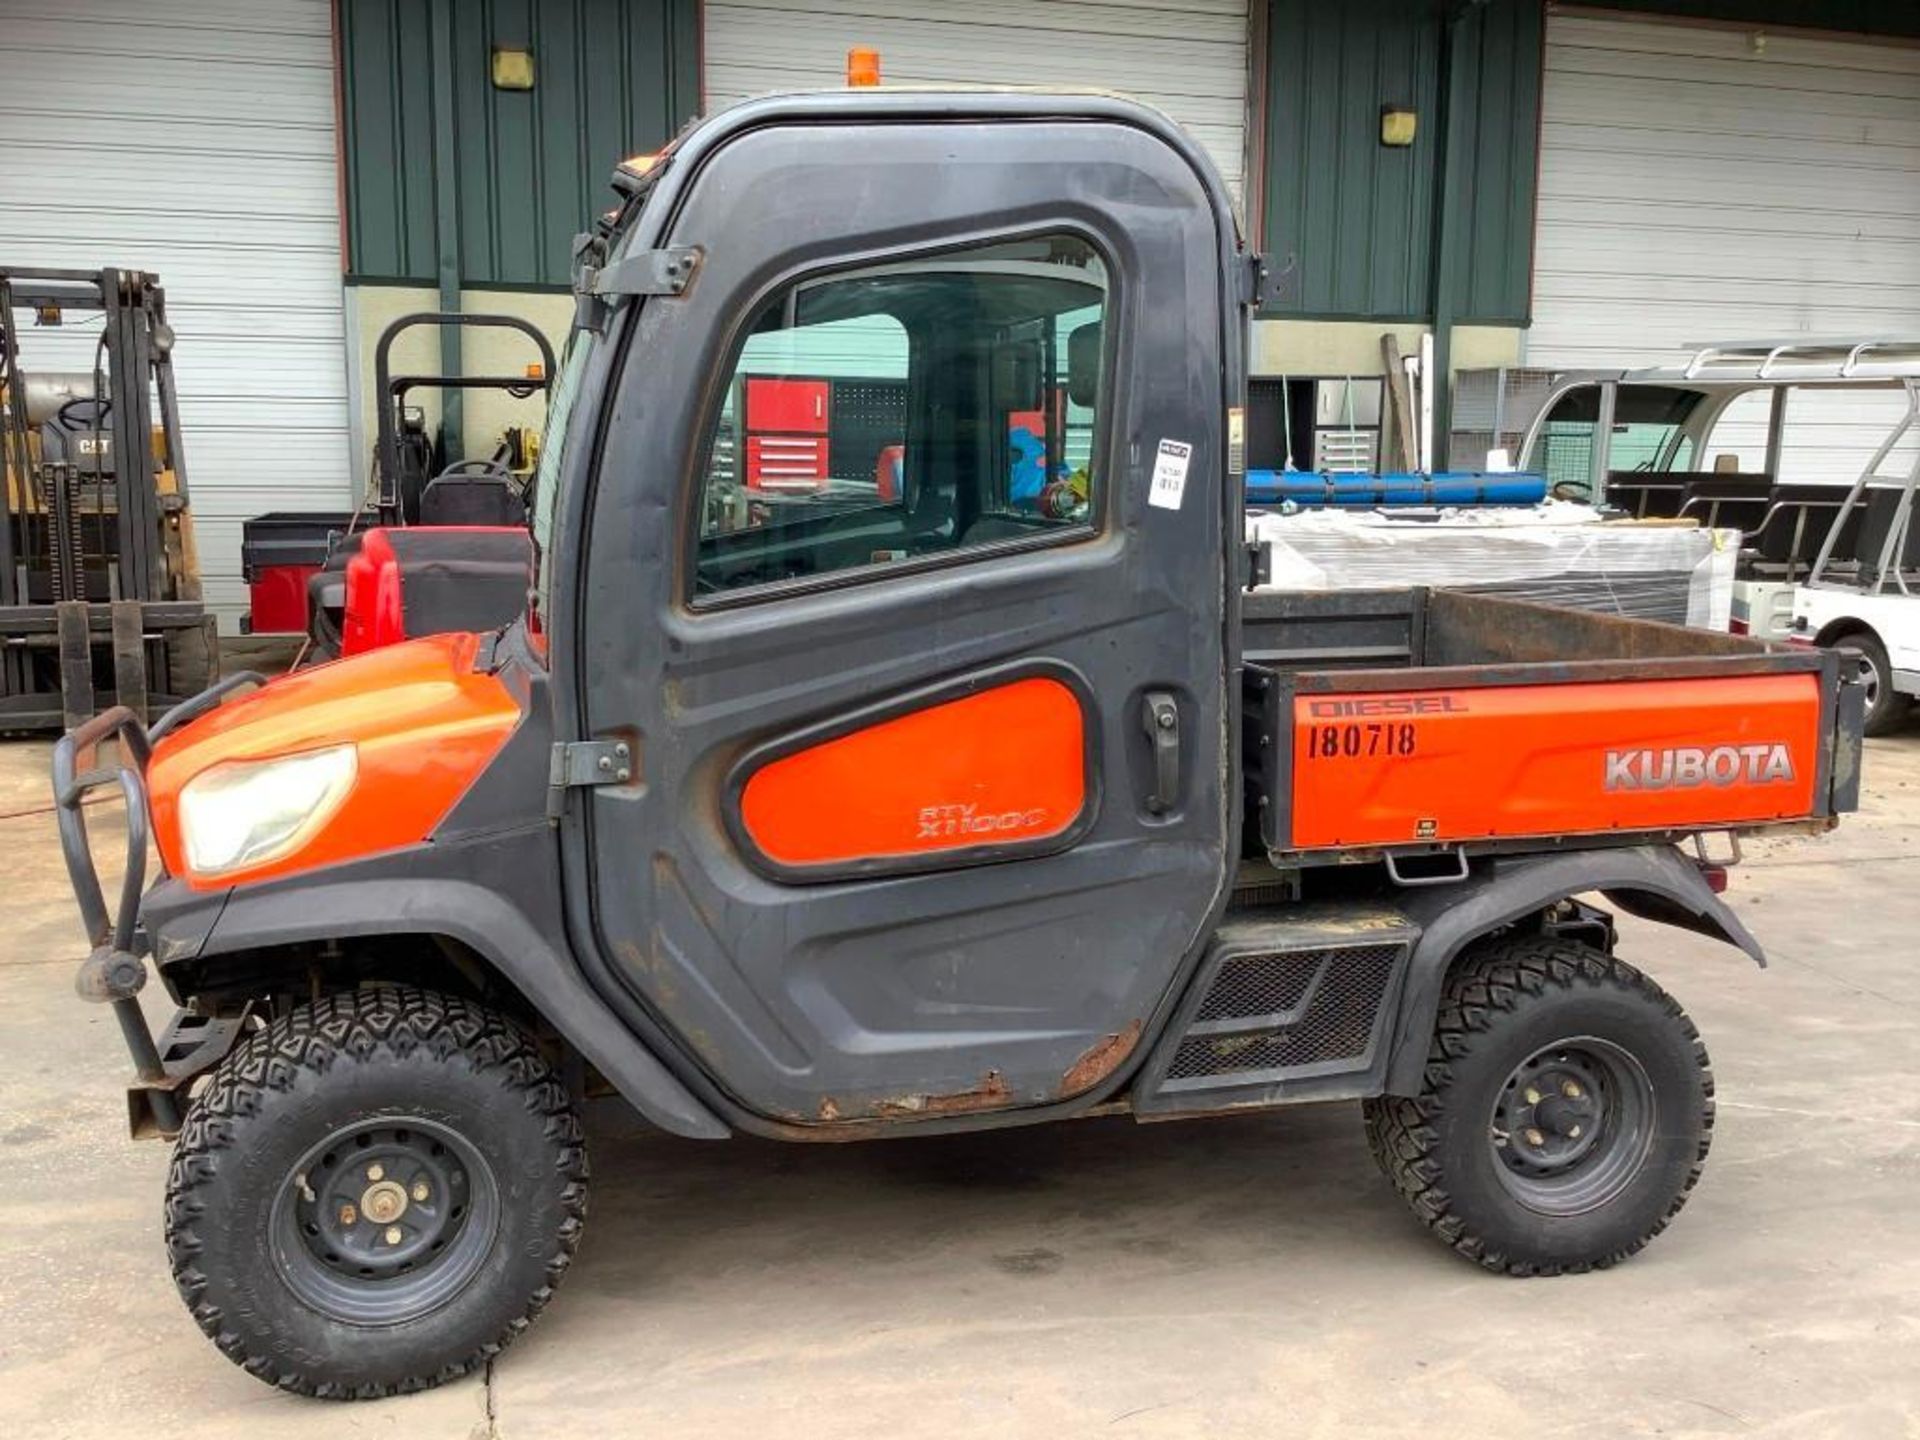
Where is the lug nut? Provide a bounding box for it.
[339,1204,357,1226]
[385,1226,402,1246]
[367,1163,385,1182]
[1569,1124,1583,1139]
[412,1181,430,1203]
[1524,1127,1546,1147]
[1562,1081,1584,1100]
[1523,1086,1542,1105]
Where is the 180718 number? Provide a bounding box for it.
[1306,721,1417,761]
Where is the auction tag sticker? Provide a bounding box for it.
[1148,438,1192,511]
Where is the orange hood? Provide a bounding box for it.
[148,633,522,890]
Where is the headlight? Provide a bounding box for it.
[177,745,357,877]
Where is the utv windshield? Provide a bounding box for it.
[529,327,593,646]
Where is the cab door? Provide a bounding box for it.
[570,99,1241,1127]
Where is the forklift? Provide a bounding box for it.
[51,91,1861,1398]
[1,266,215,730]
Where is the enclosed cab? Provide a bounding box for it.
[53,93,1862,1400]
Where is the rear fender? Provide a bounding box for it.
[1382,844,1761,1094]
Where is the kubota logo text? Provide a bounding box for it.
[917,803,1049,840]
[1603,743,1795,791]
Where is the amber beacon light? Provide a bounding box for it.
[846,46,881,87]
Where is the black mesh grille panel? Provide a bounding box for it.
[1195,949,1318,1021]
[1168,943,1401,1080]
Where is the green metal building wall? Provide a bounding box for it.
[1439,0,1542,325]
[339,0,437,283]
[1261,0,1543,323]
[337,0,699,288]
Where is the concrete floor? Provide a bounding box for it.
[1,734,1917,1440]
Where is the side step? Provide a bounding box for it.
[1132,907,1419,1116]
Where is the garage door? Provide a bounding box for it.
[0,0,351,627]
[703,0,1250,203]
[1529,14,1920,484]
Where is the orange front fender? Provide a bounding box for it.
[148,633,522,890]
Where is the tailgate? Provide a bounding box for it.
[1258,655,1859,857]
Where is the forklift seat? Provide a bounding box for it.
[419,461,527,526]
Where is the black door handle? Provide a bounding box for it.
[1142,691,1180,814]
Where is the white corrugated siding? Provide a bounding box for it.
[1529,14,1920,486]
[0,0,351,626]
[703,0,1250,203]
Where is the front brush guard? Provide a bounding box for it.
[50,674,261,1136]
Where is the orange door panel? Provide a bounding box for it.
[1289,672,1822,850]
[737,675,1090,873]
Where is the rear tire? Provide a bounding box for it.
[1363,934,1712,1275]
[164,986,587,1398]
[1836,631,1908,737]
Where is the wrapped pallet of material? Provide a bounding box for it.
[1246,501,1737,631]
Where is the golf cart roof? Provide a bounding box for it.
[1615,338,1920,391]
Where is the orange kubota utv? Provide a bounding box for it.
[53,92,1861,1397]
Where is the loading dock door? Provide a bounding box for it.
[703,0,1251,203]
[0,0,352,626]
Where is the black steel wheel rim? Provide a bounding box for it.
[1488,1036,1655,1217]
[271,1117,500,1325]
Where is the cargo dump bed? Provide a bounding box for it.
[1242,589,1863,865]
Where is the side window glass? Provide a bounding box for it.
[1534,394,1599,499]
[694,235,1107,598]
[1531,385,1703,499]
[1610,421,1694,472]
[1703,390,1776,474]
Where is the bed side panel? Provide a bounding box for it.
[1289,671,1823,849]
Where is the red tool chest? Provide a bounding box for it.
[744,378,829,489]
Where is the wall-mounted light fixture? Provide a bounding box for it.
[491,46,535,91]
[846,46,881,87]
[1380,105,1417,148]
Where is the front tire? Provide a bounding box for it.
[165,987,587,1398]
[1363,935,1712,1275]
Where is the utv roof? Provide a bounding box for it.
[631,87,1244,243]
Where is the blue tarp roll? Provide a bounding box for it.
[1244,471,1549,507]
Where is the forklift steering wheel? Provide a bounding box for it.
[55,396,112,428]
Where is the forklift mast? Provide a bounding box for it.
[0,266,214,730]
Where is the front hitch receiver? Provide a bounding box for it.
[50,677,262,1138]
